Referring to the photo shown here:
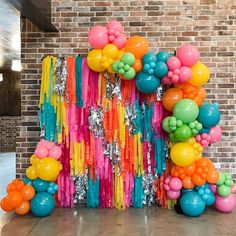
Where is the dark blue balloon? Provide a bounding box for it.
[154,61,168,78]
[136,72,160,94]
[156,51,173,63]
[33,178,49,192]
[197,102,220,128]
[31,192,55,217]
[180,191,205,217]
[199,127,210,134]
[142,52,157,64]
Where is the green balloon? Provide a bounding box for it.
[217,184,231,197]
[225,179,233,186]
[174,124,192,141]
[169,133,178,143]
[121,52,135,66]
[162,117,171,133]
[118,68,125,75]
[124,67,136,80]
[118,62,124,69]
[217,172,226,186]
[124,64,130,71]
[112,60,120,72]
[173,99,199,124]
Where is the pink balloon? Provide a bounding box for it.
[48,145,62,160]
[231,186,236,194]
[176,44,200,67]
[179,66,192,83]
[169,177,182,191]
[164,184,170,191]
[167,190,180,200]
[214,194,236,213]
[210,184,217,193]
[44,141,54,150]
[112,33,127,49]
[209,125,222,144]
[88,26,108,49]
[167,56,181,71]
[35,146,48,159]
[107,20,123,33]
[161,76,172,85]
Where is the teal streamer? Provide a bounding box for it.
[75,55,83,107]
[87,175,100,208]
[132,175,144,208]
[144,102,153,143]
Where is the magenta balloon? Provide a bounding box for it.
[209,125,222,144]
[209,184,217,193]
[88,26,108,49]
[167,56,181,71]
[214,194,236,213]
[179,66,192,83]
[167,190,180,200]
[35,146,48,159]
[176,44,200,67]
[169,177,182,191]
[112,33,127,49]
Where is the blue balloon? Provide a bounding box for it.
[197,103,220,128]
[154,61,168,78]
[180,191,205,217]
[23,177,33,185]
[31,192,55,217]
[142,52,157,64]
[156,51,173,63]
[199,127,210,134]
[33,178,49,192]
[136,72,160,94]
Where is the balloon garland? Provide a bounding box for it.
[1,19,235,217]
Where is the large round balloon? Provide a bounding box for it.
[33,178,49,192]
[87,49,104,72]
[170,142,196,167]
[162,88,183,112]
[88,26,108,49]
[176,44,200,67]
[125,36,149,59]
[30,192,55,217]
[173,99,199,124]
[26,166,38,180]
[180,191,205,217]
[156,51,173,63]
[214,194,236,213]
[136,72,160,94]
[189,62,210,86]
[197,103,220,128]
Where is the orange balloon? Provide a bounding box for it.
[184,163,196,176]
[8,191,23,208]
[0,197,14,212]
[15,201,30,215]
[192,174,206,186]
[207,170,219,184]
[162,88,183,112]
[7,183,16,193]
[125,36,149,59]
[15,180,25,191]
[21,185,35,201]
[133,59,142,73]
[182,176,194,189]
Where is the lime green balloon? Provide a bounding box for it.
[225,179,233,186]
[217,184,231,197]
[112,60,120,72]
[217,172,226,186]
[124,67,136,80]
[174,124,192,141]
[162,117,171,133]
[173,99,199,124]
[121,52,135,66]
[169,133,178,143]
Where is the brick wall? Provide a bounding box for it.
[0,116,21,152]
[17,0,236,178]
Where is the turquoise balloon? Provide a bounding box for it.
[142,52,157,64]
[174,124,192,141]
[121,52,135,66]
[205,192,215,206]
[112,60,120,72]
[23,177,33,185]
[156,51,173,63]
[31,192,55,217]
[124,67,136,80]
[180,191,205,217]
[33,178,49,192]
[154,61,168,78]
[173,99,199,124]
[197,102,220,128]
[136,72,160,94]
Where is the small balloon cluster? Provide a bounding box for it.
[0,140,62,217]
[159,44,235,217]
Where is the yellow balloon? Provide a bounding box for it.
[87,49,105,72]
[189,62,210,86]
[102,44,119,59]
[170,142,196,167]
[26,166,38,180]
[107,65,114,74]
[188,138,203,160]
[36,157,62,182]
[30,155,39,165]
[116,49,125,60]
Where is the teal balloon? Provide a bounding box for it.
[33,178,49,192]
[112,60,120,72]
[23,177,33,185]
[142,52,157,64]
[154,61,168,78]
[136,72,160,94]
[197,102,220,128]
[217,172,226,186]
[180,191,205,217]
[205,192,215,206]
[174,124,192,141]
[199,127,210,134]
[173,99,199,124]
[162,117,171,133]
[121,52,135,66]
[156,51,173,63]
[217,184,231,197]
[182,188,194,194]
[124,67,136,80]
[30,192,55,217]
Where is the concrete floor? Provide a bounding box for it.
[0,206,236,236]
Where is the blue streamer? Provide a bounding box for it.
[87,175,100,208]
[132,175,144,208]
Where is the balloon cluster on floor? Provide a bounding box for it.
[0,140,61,217]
